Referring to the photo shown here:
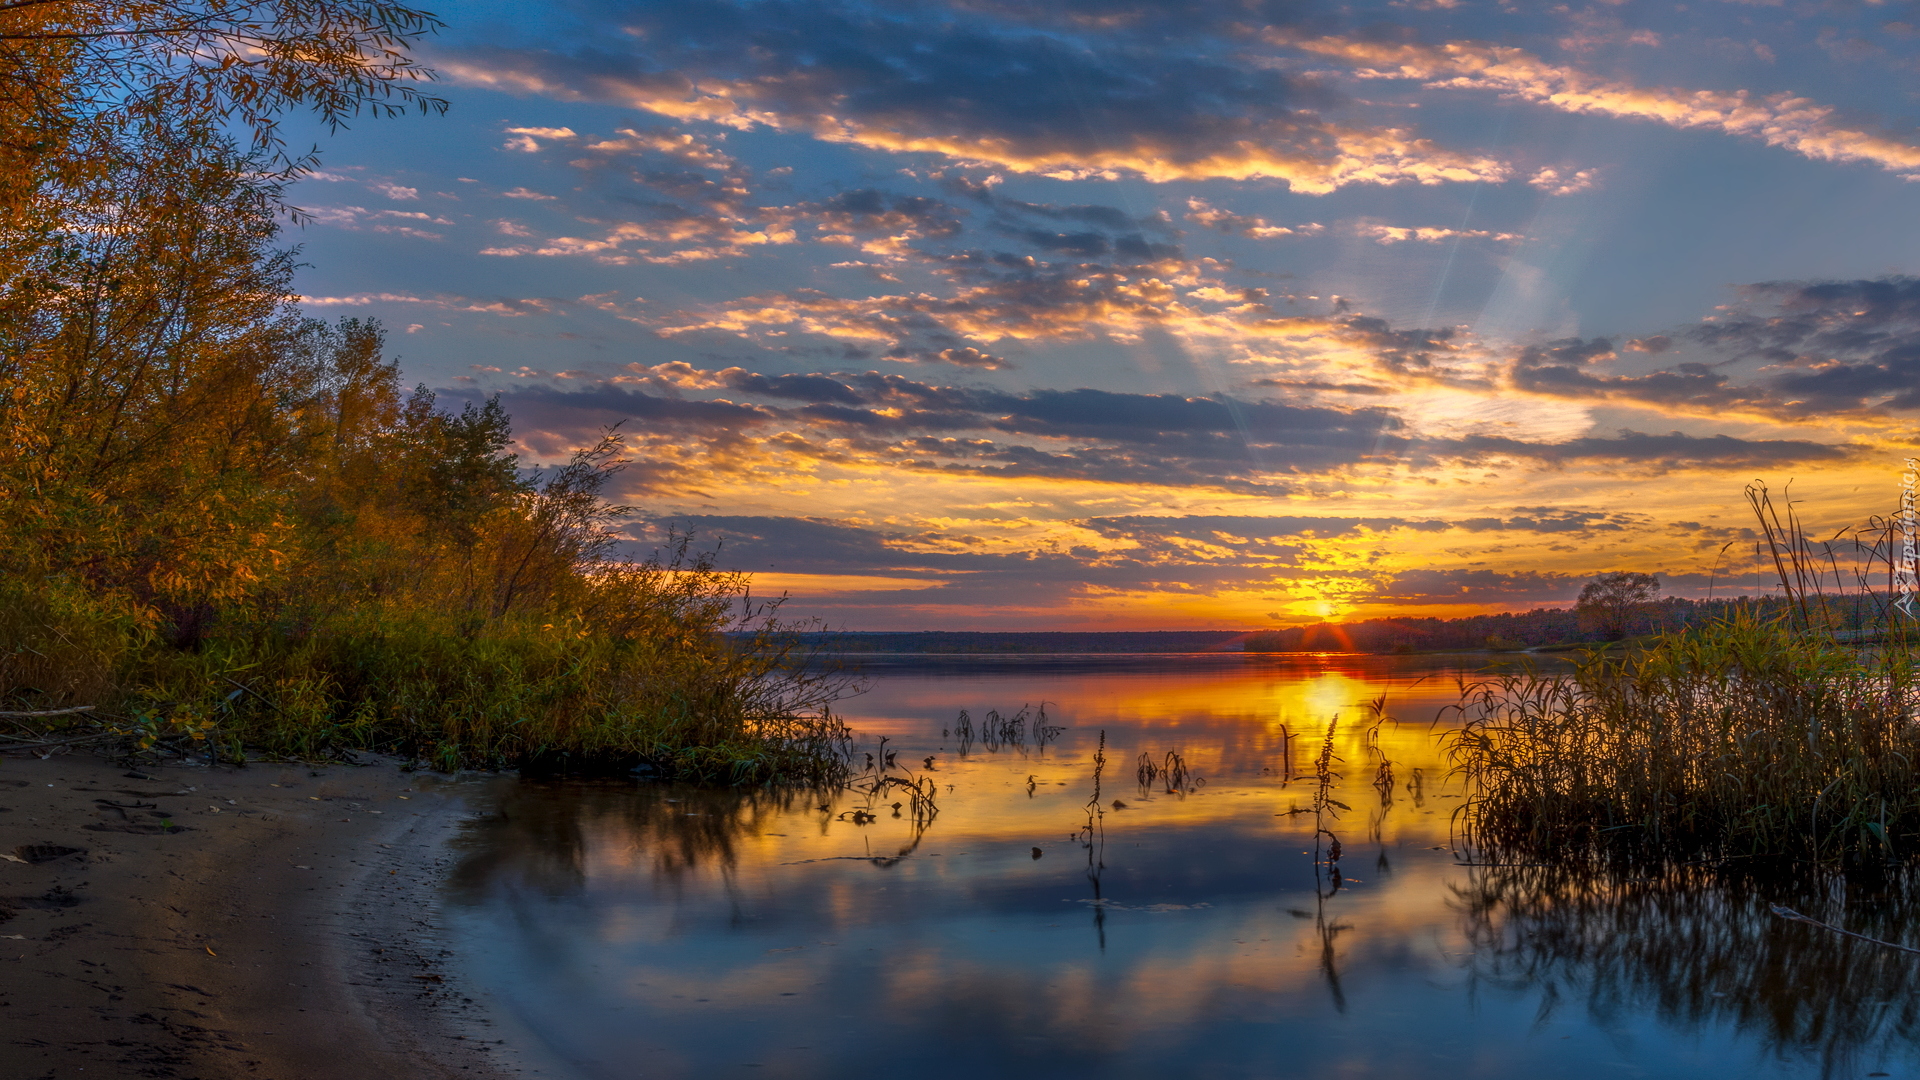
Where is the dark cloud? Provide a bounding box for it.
[811,188,966,237]
[1087,515,1434,540]
[641,514,1110,612]
[1088,509,1648,549]
[936,0,1331,40]
[1366,568,1585,606]
[1507,334,1767,413]
[1700,278,1920,413]
[975,192,1185,263]
[472,368,1851,497]
[1328,315,1467,380]
[1451,507,1644,532]
[636,508,1645,623]
[716,370,866,405]
[444,0,1501,190]
[1452,429,1848,469]
[1508,279,1920,418]
[490,383,778,430]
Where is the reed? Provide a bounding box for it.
[1447,616,1920,864]
[945,703,1059,756]
[1448,484,1920,865]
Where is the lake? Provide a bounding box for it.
[443,653,1920,1079]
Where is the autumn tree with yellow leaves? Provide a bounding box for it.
[0,2,844,779]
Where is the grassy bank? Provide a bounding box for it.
[1,563,850,783]
[1,556,851,784]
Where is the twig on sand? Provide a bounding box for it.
[1770,904,1920,956]
[0,705,96,718]
[0,732,114,754]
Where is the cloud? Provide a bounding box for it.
[1365,568,1583,606]
[609,508,1659,620]
[1528,166,1600,195]
[1184,198,1324,239]
[502,187,558,200]
[1693,278,1920,413]
[579,127,737,171]
[437,1,1511,192]
[649,264,1210,360]
[1503,279,1920,420]
[299,206,451,237]
[294,292,563,316]
[466,360,1851,504]
[1089,508,1644,543]
[503,125,579,151]
[296,292,427,306]
[372,183,420,200]
[1452,428,1848,469]
[1505,335,1776,416]
[1291,35,1920,180]
[301,205,369,227]
[370,224,445,240]
[1354,223,1526,244]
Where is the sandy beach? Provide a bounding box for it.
[0,750,532,1080]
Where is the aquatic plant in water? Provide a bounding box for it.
[1446,484,1920,867]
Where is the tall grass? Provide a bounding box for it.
[1447,482,1920,866]
[0,547,852,783]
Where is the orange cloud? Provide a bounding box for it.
[1290,35,1920,179]
[1354,223,1526,244]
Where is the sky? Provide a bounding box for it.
[284,0,1920,630]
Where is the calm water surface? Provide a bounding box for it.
[444,654,1920,1079]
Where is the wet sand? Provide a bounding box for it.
[0,750,530,1080]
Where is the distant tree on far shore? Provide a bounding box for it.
[1577,572,1662,642]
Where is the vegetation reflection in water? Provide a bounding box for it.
[444,655,1920,1080]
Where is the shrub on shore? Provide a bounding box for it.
[0,6,848,782]
[0,360,849,780]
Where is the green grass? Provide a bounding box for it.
[0,572,853,785]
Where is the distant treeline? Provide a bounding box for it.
[1244,594,1900,653]
[795,631,1248,654]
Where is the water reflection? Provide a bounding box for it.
[444,654,1918,1080]
[1459,864,1920,1077]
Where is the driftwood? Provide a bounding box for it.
[1769,904,1920,956]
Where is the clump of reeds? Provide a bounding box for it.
[1448,615,1920,864]
[945,703,1059,755]
[1448,483,1920,865]
[1134,750,1198,794]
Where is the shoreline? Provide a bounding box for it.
[0,750,538,1080]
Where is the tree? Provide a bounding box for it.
[1577,572,1662,642]
[0,1,447,299]
[0,0,449,641]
